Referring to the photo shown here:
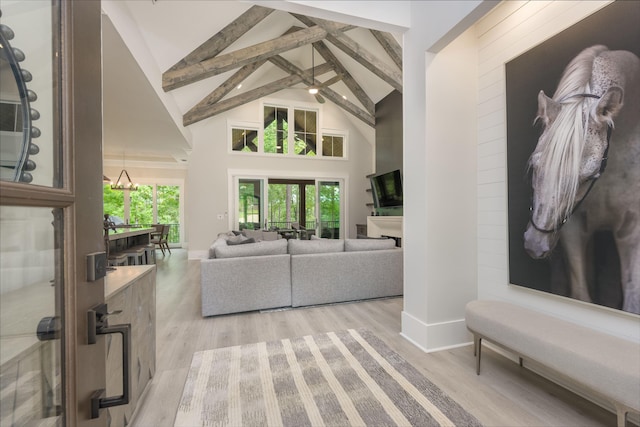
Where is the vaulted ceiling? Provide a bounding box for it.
[162,5,402,128]
[102,1,403,163]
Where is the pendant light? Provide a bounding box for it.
[308,45,318,95]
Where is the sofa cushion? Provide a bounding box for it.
[208,238,229,258]
[344,238,396,252]
[242,229,281,241]
[288,238,344,255]
[214,238,288,258]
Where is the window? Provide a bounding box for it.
[103,183,182,243]
[322,134,344,158]
[231,127,258,152]
[232,104,344,159]
[264,106,288,154]
[293,109,317,156]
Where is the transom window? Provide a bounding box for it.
[231,128,258,152]
[230,104,346,159]
[264,106,288,154]
[293,109,317,156]
[322,134,344,158]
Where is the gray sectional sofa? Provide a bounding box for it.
[201,233,403,317]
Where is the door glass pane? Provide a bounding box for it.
[268,183,299,229]
[157,185,180,243]
[319,181,340,239]
[0,1,61,187]
[0,206,63,426]
[305,184,316,230]
[130,185,153,226]
[238,179,262,230]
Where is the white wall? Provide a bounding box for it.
[185,92,374,259]
[475,0,639,342]
[401,1,491,352]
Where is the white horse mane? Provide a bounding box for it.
[532,45,609,224]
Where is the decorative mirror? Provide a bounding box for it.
[0,10,40,183]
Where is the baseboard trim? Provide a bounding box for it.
[401,310,473,353]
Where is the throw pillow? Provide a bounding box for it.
[227,236,255,245]
[242,229,263,241]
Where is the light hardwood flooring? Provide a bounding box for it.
[131,249,619,427]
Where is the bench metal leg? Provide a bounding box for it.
[475,335,482,375]
[519,357,523,367]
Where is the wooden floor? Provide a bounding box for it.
[131,249,619,427]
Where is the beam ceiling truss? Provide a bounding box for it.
[164,6,402,128]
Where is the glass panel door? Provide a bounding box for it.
[1,1,105,425]
[238,178,264,230]
[0,0,61,188]
[317,180,341,239]
[0,206,63,426]
[157,185,180,244]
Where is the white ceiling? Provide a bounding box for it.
[102,1,402,164]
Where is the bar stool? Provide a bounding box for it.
[143,244,156,265]
[108,254,127,266]
[125,247,145,266]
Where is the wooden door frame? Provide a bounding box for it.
[1,1,105,425]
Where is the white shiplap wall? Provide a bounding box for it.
[475,0,639,341]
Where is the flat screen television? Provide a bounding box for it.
[370,169,403,210]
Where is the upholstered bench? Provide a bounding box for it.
[465,300,640,427]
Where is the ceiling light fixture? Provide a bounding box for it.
[110,153,138,191]
[308,45,318,95]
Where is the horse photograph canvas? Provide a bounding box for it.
[506,1,640,315]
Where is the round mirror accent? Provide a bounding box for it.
[0,11,40,183]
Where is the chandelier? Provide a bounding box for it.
[110,153,138,191]
[110,169,138,191]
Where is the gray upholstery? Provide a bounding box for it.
[201,236,403,317]
[242,229,280,241]
[465,300,640,419]
[201,254,291,316]
[344,238,396,251]
[288,238,344,254]
[214,239,287,259]
[291,249,403,307]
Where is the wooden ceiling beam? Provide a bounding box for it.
[268,55,374,127]
[183,62,333,126]
[184,74,303,125]
[167,5,275,73]
[313,40,375,115]
[163,23,351,92]
[370,29,402,71]
[291,14,375,115]
[187,27,305,113]
[319,86,375,127]
[313,18,403,93]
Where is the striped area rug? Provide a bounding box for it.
[174,329,482,427]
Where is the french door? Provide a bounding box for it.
[234,175,343,239]
[0,2,108,426]
[317,180,342,239]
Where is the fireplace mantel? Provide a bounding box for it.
[367,216,403,243]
